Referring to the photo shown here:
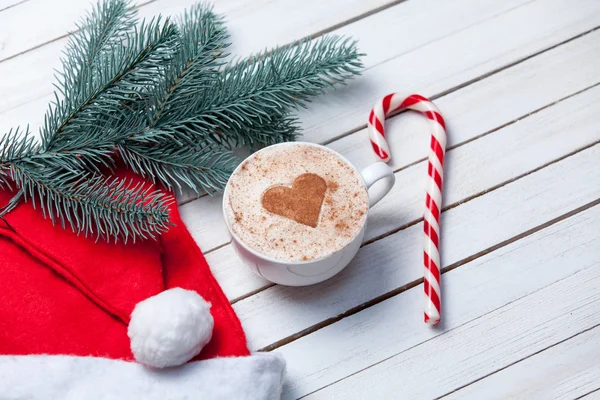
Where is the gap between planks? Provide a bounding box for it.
[5,1,599,393]
[242,142,600,397]
[577,388,600,400]
[193,23,600,304]
[2,0,595,153]
[212,50,593,306]
[299,0,600,146]
[181,72,600,214]
[0,0,28,13]
[8,0,580,304]
[321,24,600,147]
[0,0,402,65]
[0,0,158,64]
[2,0,589,143]
[0,0,413,206]
[299,238,600,399]
[436,323,600,399]
[362,84,600,247]
[259,195,600,352]
[5,0,600,318]
[179,23,600,209]
[4,0,598,144]
[229,123,600,305]
[185,27,600,277]
[226,81,600,304]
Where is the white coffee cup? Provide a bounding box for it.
[222,142,395,286]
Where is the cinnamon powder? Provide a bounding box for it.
[261,173,327,228]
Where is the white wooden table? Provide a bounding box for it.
[2,0,600,398]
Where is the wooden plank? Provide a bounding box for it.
[298,0,600,144]
[180,23,600,250]
[179,194,230,254]
[324,78,600,245]
[274,206,600,398]
[204,245,270,303]
[0,0,405,122]
[186,81,600,302]
[441,328,600,400]
[3,0,596,208]
[582,390,600,400]
[277,205,600,398]
[328,28,600,172]
[1,0,590,138]
[0,0,27,12]
[234,143,600,350]
[0,0,398,63]
[0,0,147,62]
[0,1,192,127]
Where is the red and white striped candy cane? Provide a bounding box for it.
[368,93,447,325]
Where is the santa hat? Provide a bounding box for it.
[0,173,285,399]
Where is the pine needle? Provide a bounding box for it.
[0,0,364,242]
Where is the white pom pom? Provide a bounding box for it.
[128,288,214,368]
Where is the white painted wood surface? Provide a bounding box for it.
[443,327,600,400]
[237,144,600,350]
[304,246,600,399]
[202,79,600,303]
[183,13,600,255]
[582,390,600,400]
[302,206,600,399]
[2,0,599,398]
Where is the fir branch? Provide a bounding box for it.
[0,127,39,164]
[5,165,172,241]
[57,0,138,96]
[43,17,179,151]
[212,112,300,149]
[149,4,229,131]
[118,112,297,197]
[0,1,365,242]
[117,4,234,195]
[0,127,39,191]
[118,143,236,194]
[0,8,179,241]
[157,36,363,148]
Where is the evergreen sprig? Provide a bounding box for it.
[154,36,362,149]
[44,17,179,151]
[0,0,364,241]
[58,0,138,95]
[10,167,172,240]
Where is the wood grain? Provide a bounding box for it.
[189,80,600,302]
[0,0,27,12]
[235,144,600,351]
[442,327,600,400]
[0,0,403,127]
[204,245,270,303]
[0,0,400,63]
[0,0,92,63]
[2,0,593,144]
[283,205,600,398]
[297,0,600,144]
[334,84,600,244]
[581,390,600,400]
[3,1,599,397]
[179,23,600,253]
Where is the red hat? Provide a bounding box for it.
[0,173,284,399]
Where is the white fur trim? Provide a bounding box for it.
[128,288,214,368]
[0,353,285,400]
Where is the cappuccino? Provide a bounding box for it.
[223,143,369,262]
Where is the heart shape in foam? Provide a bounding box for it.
[261,173,327,228]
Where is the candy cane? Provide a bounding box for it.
[367,93,447,325]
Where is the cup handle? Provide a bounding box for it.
[361,162,395,207]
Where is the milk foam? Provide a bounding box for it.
[223,143,369,262]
